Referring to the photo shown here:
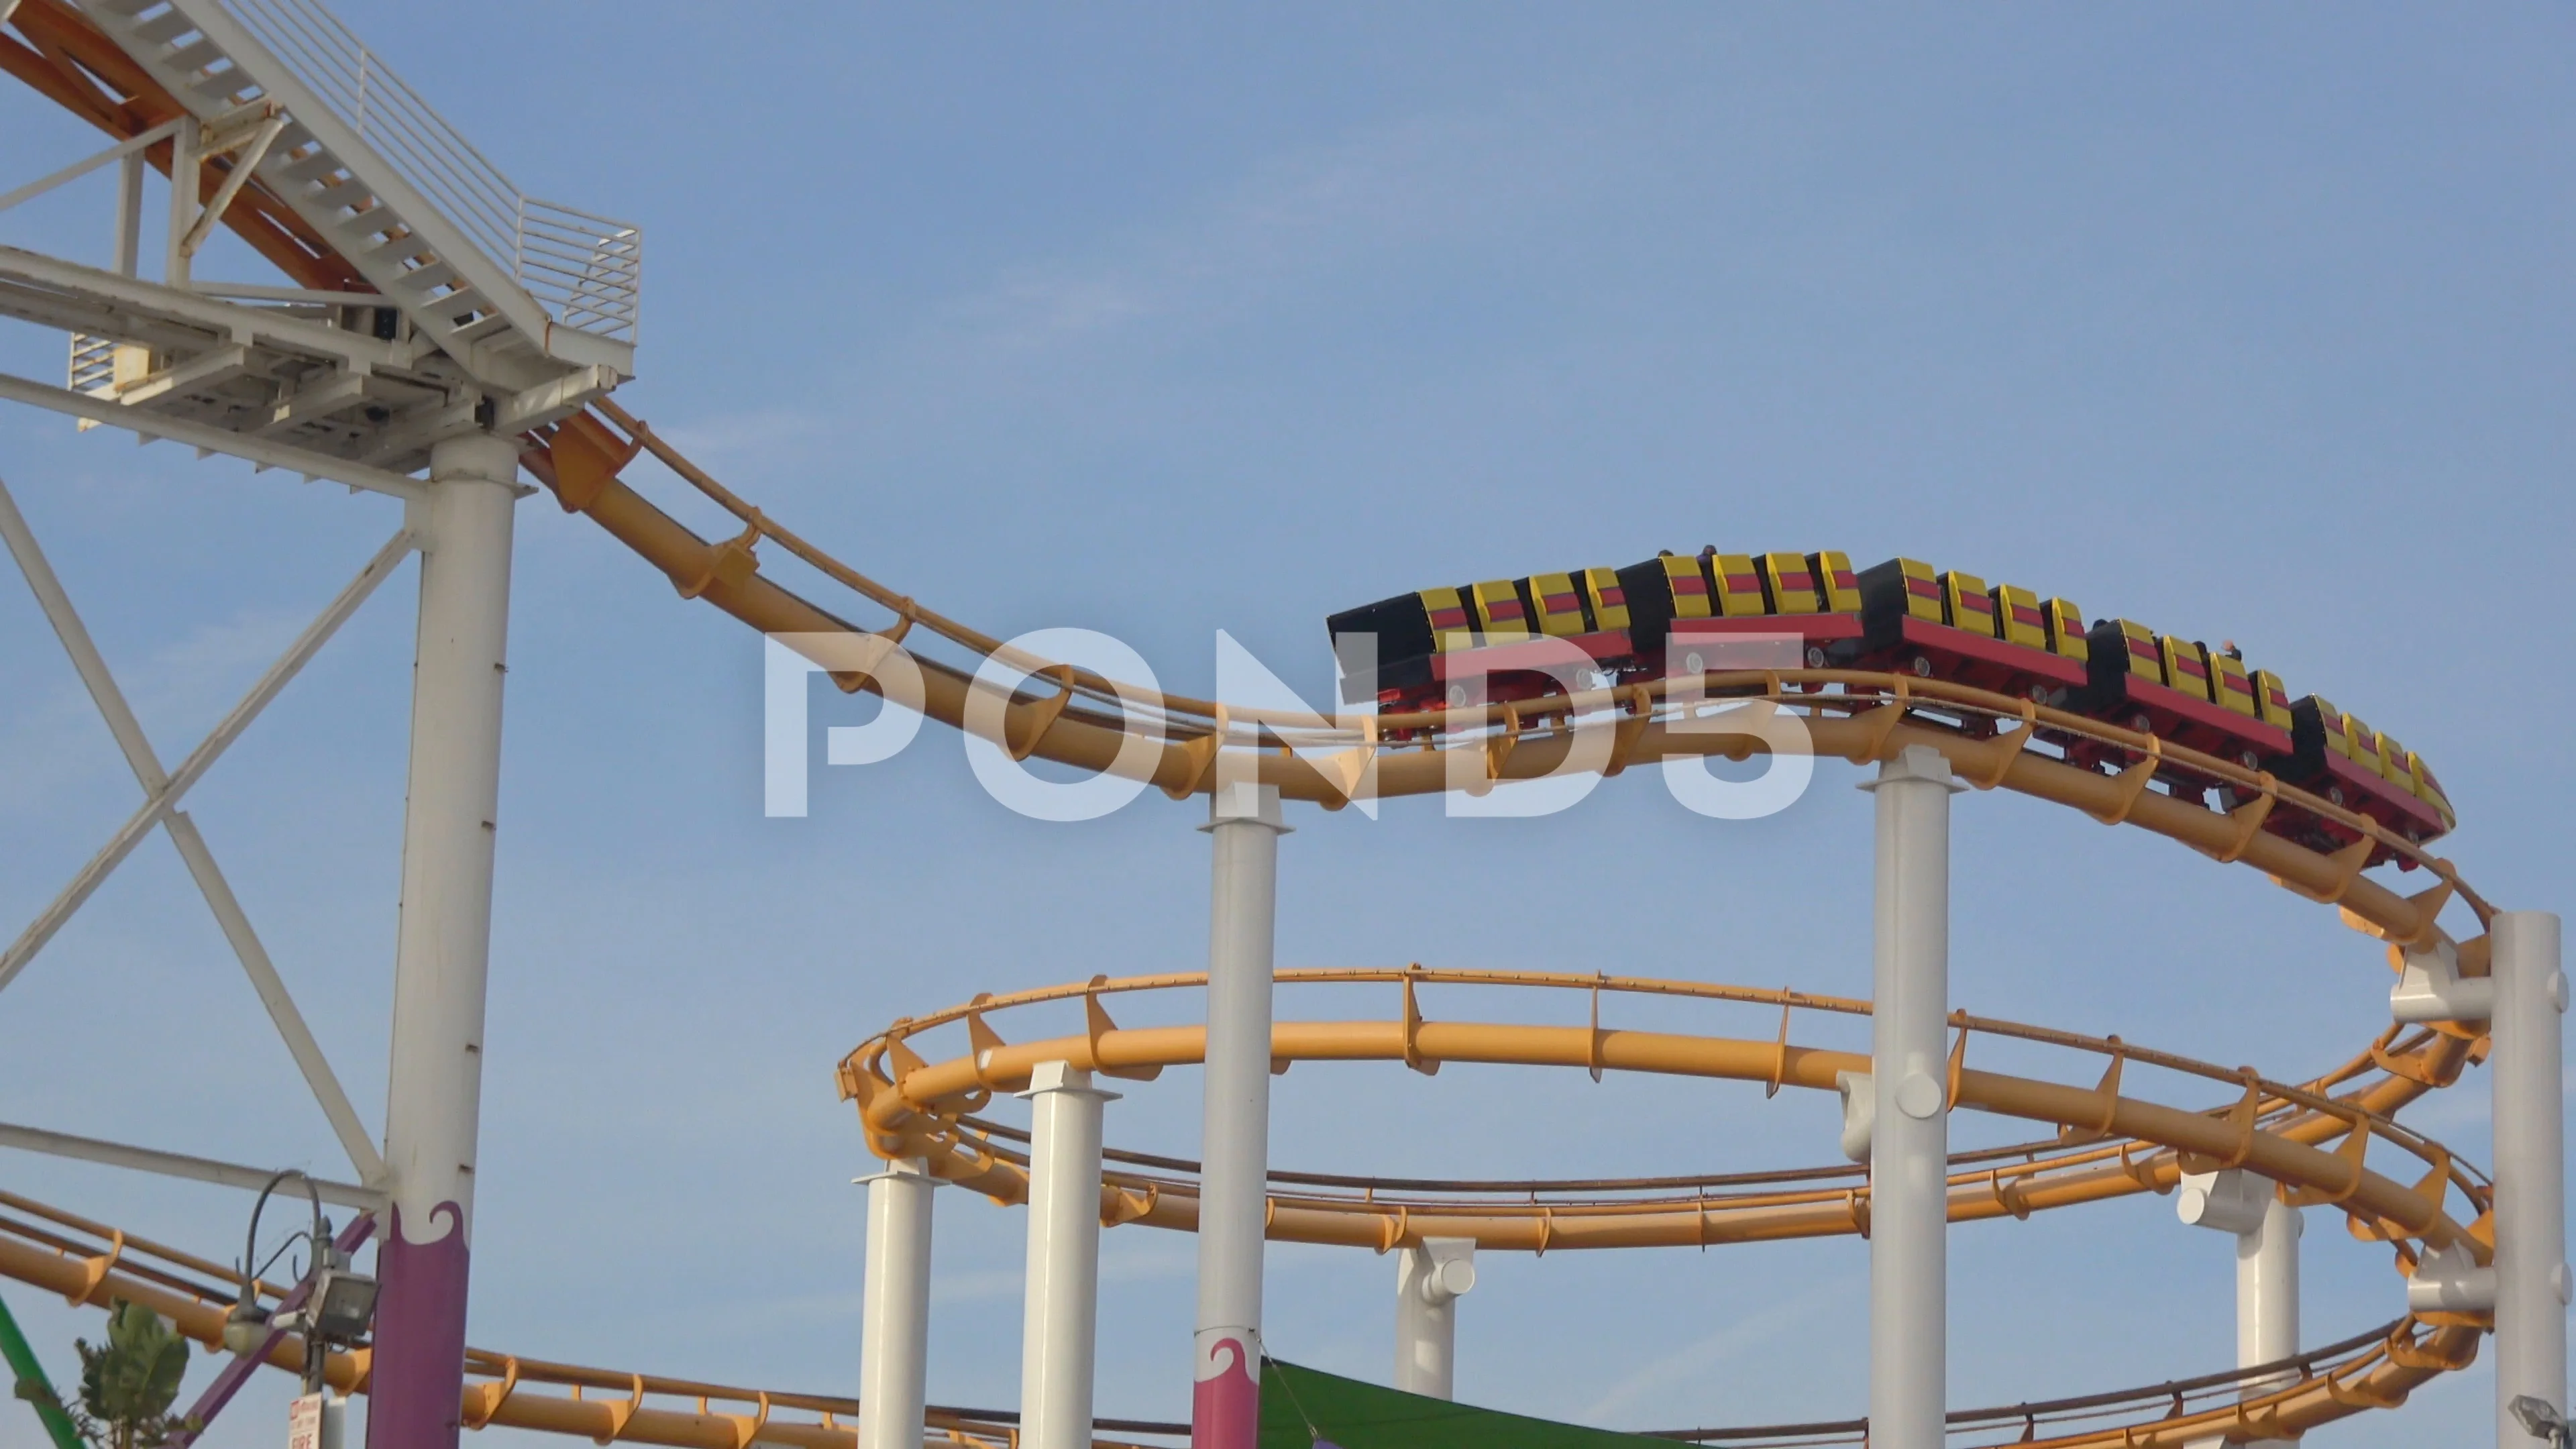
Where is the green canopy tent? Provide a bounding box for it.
[1259,1359,1677,1449]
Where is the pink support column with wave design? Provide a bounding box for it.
[1191,784,1287,1449]
[1191,1329,1262,1449]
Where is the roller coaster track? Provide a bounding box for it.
[835,969,2490,1446]
[0,3,2515,1444]
[0,1181,2482,1449]
[0,392,2507,1444]
[0,0,2486,948]
[0,1191,1036,1449]
[533,400,2483,953]
[0,388,2502,1442]
[845,971,2493,1255]
[520,412,2508,1442]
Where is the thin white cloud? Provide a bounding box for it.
[653,408,841,486]
[931,1238,1196,1305]
[0,604,305,815]
[1579,1270,1861,1423]
[0,676,107,811]
[629,100,1622,488]
[689,1287,864,1340]
[131,608,308,733]
[929,1266,1028,1306]
[943,107,1605,357]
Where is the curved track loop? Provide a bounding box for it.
[533,405,2487,964]
[838,971,2491,1446]
[845,970,2490,1258]
[0,1189,2481,1449]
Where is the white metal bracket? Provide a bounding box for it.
[1409,1237,1477,1304]
[2406,1239,2500,1314]
[1836,1069,1874,1163]
[258,365,374,437]
[2390,936,2496,1024]
[2177,1168,2277,1235]
[178,113,290,260]
[492,363,619,434]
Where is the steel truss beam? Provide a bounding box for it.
[0,245,431,374]
[0,1121,380,1210]
[0,370,425,500]
[0,474,409,1182]
[0,116,178,215]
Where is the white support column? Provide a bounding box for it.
[1021,1061,1117,1449]
[1860,744,1960,1449]
[2493,912,2567,1446]
[2178,1170,2300,1449]
[1193,782,1288,1449]
[113,151,144,277]
[164,117,195,288]
[1393,1238,1476,1399]
[857,1158,938,1449]
[371,433,519,1449]
[2238,1197,2299,1387]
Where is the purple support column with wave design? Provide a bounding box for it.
[368,1205,470,1448]
[372,437,519,1449]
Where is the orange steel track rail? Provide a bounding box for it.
[0,1193,1056,1449]
[533,399,2503,1431]
[508,408,2504,1441]
[0,1187,2478,1449]
[835,970,2488,1446]
[0,395,2484,1444]
[843,971,2488,1260]
[530,402,2482,962]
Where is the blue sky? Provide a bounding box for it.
[1,4,2571,1445]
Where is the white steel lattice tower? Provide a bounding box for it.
[0,3,639,1447]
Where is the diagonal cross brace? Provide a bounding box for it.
[0,117,182,217]
[178,114,290,261]
[0,474,407,1183]
[0,1122,380,1209]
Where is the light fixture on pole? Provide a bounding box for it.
[2512,1396,2571,1448]
[221,1169,379,1447]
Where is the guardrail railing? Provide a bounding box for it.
[216,0,641,343]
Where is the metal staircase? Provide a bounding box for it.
[77,0,639,394]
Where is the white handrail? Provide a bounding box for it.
[194,0,641,343]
